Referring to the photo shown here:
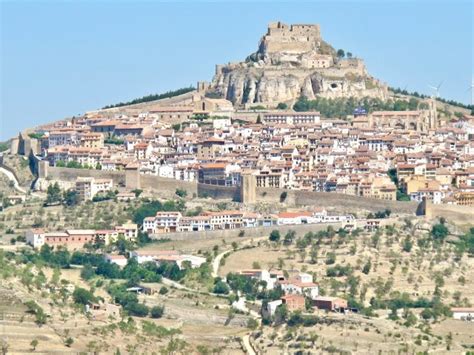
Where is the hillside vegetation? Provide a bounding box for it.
[102,86,195,109]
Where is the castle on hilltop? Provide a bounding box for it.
[210,21,387,107]
[260,22,322,54]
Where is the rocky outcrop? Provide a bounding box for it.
[210,22,388,107]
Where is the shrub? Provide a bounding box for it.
[325,252,336,265]
[213,280,230,294]
[80,264,95,281]
[72,287,95,305]
[269,230,280,242]
[125,302,149,317]
[150,305,164,319]
[175,188,187,198]
[431,224,449,241]
[362,259,372,274]
[247,318,259,330]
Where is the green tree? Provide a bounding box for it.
[431,223,449,242]
[46,183,62,205]
[309,244,318,264]
[63,190,79,206]
[402,236,413,252]
[213,280,230,294]
[283,230,296,245]
[362,259,372,274]
[72,287,95,305]
[274,304,288,324]
[277,102,288,110]
[269,230,280,242]
[337,49,345,58]
[175,188,187,198]
[80,264,95,281]
[125,302,149,317]
[64,337,74,347]
[150,305,165,318]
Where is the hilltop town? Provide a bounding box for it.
[0,22,473,354]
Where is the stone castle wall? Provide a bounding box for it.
[43,167,197,197]
[40,166,419,216]
[425,201,474,227]
[197,183,240,200]
[256,187,418,215]
[45,167,126,185]
[263,22,321,54]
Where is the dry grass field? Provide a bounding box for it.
[0,264,248,354]
[214,218,474,353]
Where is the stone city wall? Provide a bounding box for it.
[46,167,126,185]
[197,183,240,200]
[40,166,420,216]
[256,187,419,215]
[43,167,197,197]
[425,202,474,227]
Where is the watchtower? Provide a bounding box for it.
[125,163,141,190]
[240,173,257,204]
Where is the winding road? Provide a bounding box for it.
[242,334,257,355]
[212,249,232,278]
[0,166,27,194]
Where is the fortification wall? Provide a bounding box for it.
[151,222,341,241]
[41,167,419,215]
[197,183,240,201]
[425,202,474,227]
[256,187,418,215]
[141,174,197,197]
[44,167,198,196]
[264,41,314,54]
[46,167,126,185]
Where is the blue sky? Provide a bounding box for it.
[1,0,473,140]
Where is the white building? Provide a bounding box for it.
[144,212,182,234]
[75,177,113,201]
[277,212,315,225]
[26,229,45,248]
[129,250,178,264]
[263,300,283,317]
[263,112,320,125]
[48,130,78,147]
[177,216,213,232]
[410,188,443,204]
[104,254,128,268]
[115,222,138,240]
[451,308,474,321]
[278,273,319,300]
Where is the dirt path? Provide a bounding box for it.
[212,249,232,277]
[0,166,27,194]
[242,334,256,355]
[212,236,268,278]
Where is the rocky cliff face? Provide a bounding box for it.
[210,22,388,107]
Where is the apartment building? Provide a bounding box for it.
[75,177,113,201]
